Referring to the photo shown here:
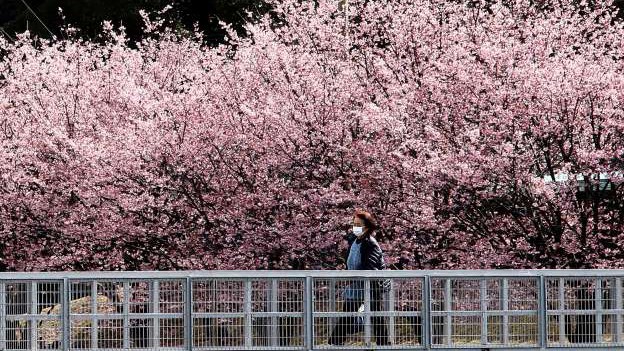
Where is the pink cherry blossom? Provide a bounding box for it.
[1,0,624,271]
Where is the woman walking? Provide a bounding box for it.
[329,209,389,346]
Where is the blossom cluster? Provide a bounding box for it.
[1,0,623,271]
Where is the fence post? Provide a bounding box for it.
[480,279,487,345]
[30,281,37,350]
[152,280,160,349]
[423,275,431,350]
[244,280,252,348]
[596,278,603,343]
[329,278,335,338]
[444,278,452,347]
[616,278,622,343]
[63,278,70,351]
[122,281,130,349]
[305,276,313,351]
[363,279,371,346]
[558,277,565,345]
[185,277,193,351]
[270,279,278,347]
[538,275,547,349]
[502,278,509,346]
[0,280,6,351]
[91,280,98,349]
[387,279,395,345]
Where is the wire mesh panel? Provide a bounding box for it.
[1,281,63,351]
[1,281,5,351]
[159,280,186,349]
[546,277,623,347]
[313,278,368,349]
[192,278,305,350]
[313,277,423,349]
[430,277,539,348]
[392,278,424,347]
[9,270,624,351]
[68,279,186,350]
[192,279,245,349]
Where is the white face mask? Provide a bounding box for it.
[353,226,364,237]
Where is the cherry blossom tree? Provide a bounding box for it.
[1,0,623,271]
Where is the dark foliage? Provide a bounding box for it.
[0,0,267,44]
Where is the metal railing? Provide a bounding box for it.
[2,270,624,350]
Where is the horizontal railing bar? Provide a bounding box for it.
[429,348,624,351]
[192,312,305,318]
[4,350,183,351]
[429,310,538,316]
[71,313,184,319]
[7,312,314,319]
[193,348,306,351]
[31,348,624,351]
[539,347,624,350]
[313,347,426,350]
[314,311,423,317]
[4,315,62,320]
[4,313,190,319]
[546,309,624,315]
[2,268,624,280]
[3,313,186,320]
[4,312,62,316]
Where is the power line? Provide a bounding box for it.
[0,27,15,42]
[19,0,56,38]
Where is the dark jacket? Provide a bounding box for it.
[345,233,386,270]
[345,233,389,294]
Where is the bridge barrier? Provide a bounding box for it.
[1,270,624,350]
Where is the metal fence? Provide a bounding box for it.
[3,270,624,350]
